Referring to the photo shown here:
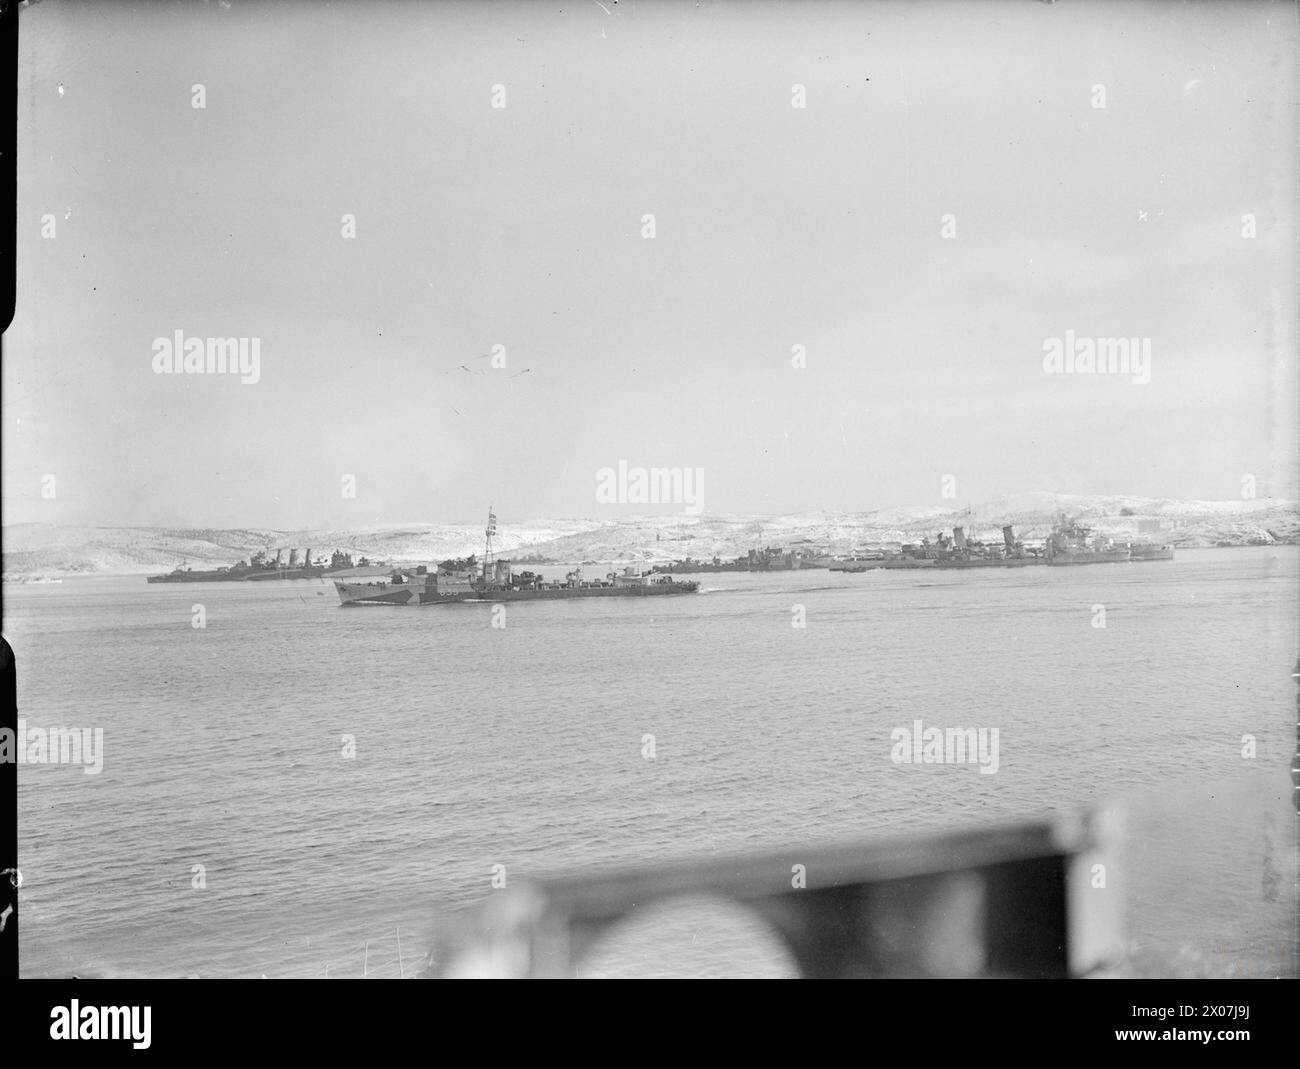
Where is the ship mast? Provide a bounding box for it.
[483,506,497,582]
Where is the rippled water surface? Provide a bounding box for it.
[7,547,1296,977]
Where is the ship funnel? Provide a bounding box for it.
[1002,525,1016,552]
[952,526,967,550]
[305,548,312,568]
[288,548,299,568]
[274,548,283,566]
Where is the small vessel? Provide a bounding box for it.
[336,509,699,606]
[830,556,937,572]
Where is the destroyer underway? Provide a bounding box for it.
[335,510,699,606]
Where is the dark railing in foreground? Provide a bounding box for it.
[442,808,1126,978]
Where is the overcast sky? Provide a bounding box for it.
[3,0,1296,529]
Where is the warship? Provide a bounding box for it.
[335,509,699,606]
[1044,516,1130,565]
[831,518,1173,571]
[932,525,1046,568]
[651,546,829,574]
[833,525,1045,570]
[147,548,375,583]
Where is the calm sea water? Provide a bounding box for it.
[6,547,1297,978]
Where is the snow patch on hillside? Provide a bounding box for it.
[4,494,1296,578]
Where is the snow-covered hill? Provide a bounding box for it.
[3,494,1296,578]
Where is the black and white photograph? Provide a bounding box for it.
[1,0,1296,1023]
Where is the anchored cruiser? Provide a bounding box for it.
[828,516,1174,572]
[334,508,699,606]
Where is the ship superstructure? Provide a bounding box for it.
[334,509,699,606]
[1044,515,1131,565]
[146,546,391,583]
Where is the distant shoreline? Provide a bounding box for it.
[4,542,1296,583]
[5,495,1297,581]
